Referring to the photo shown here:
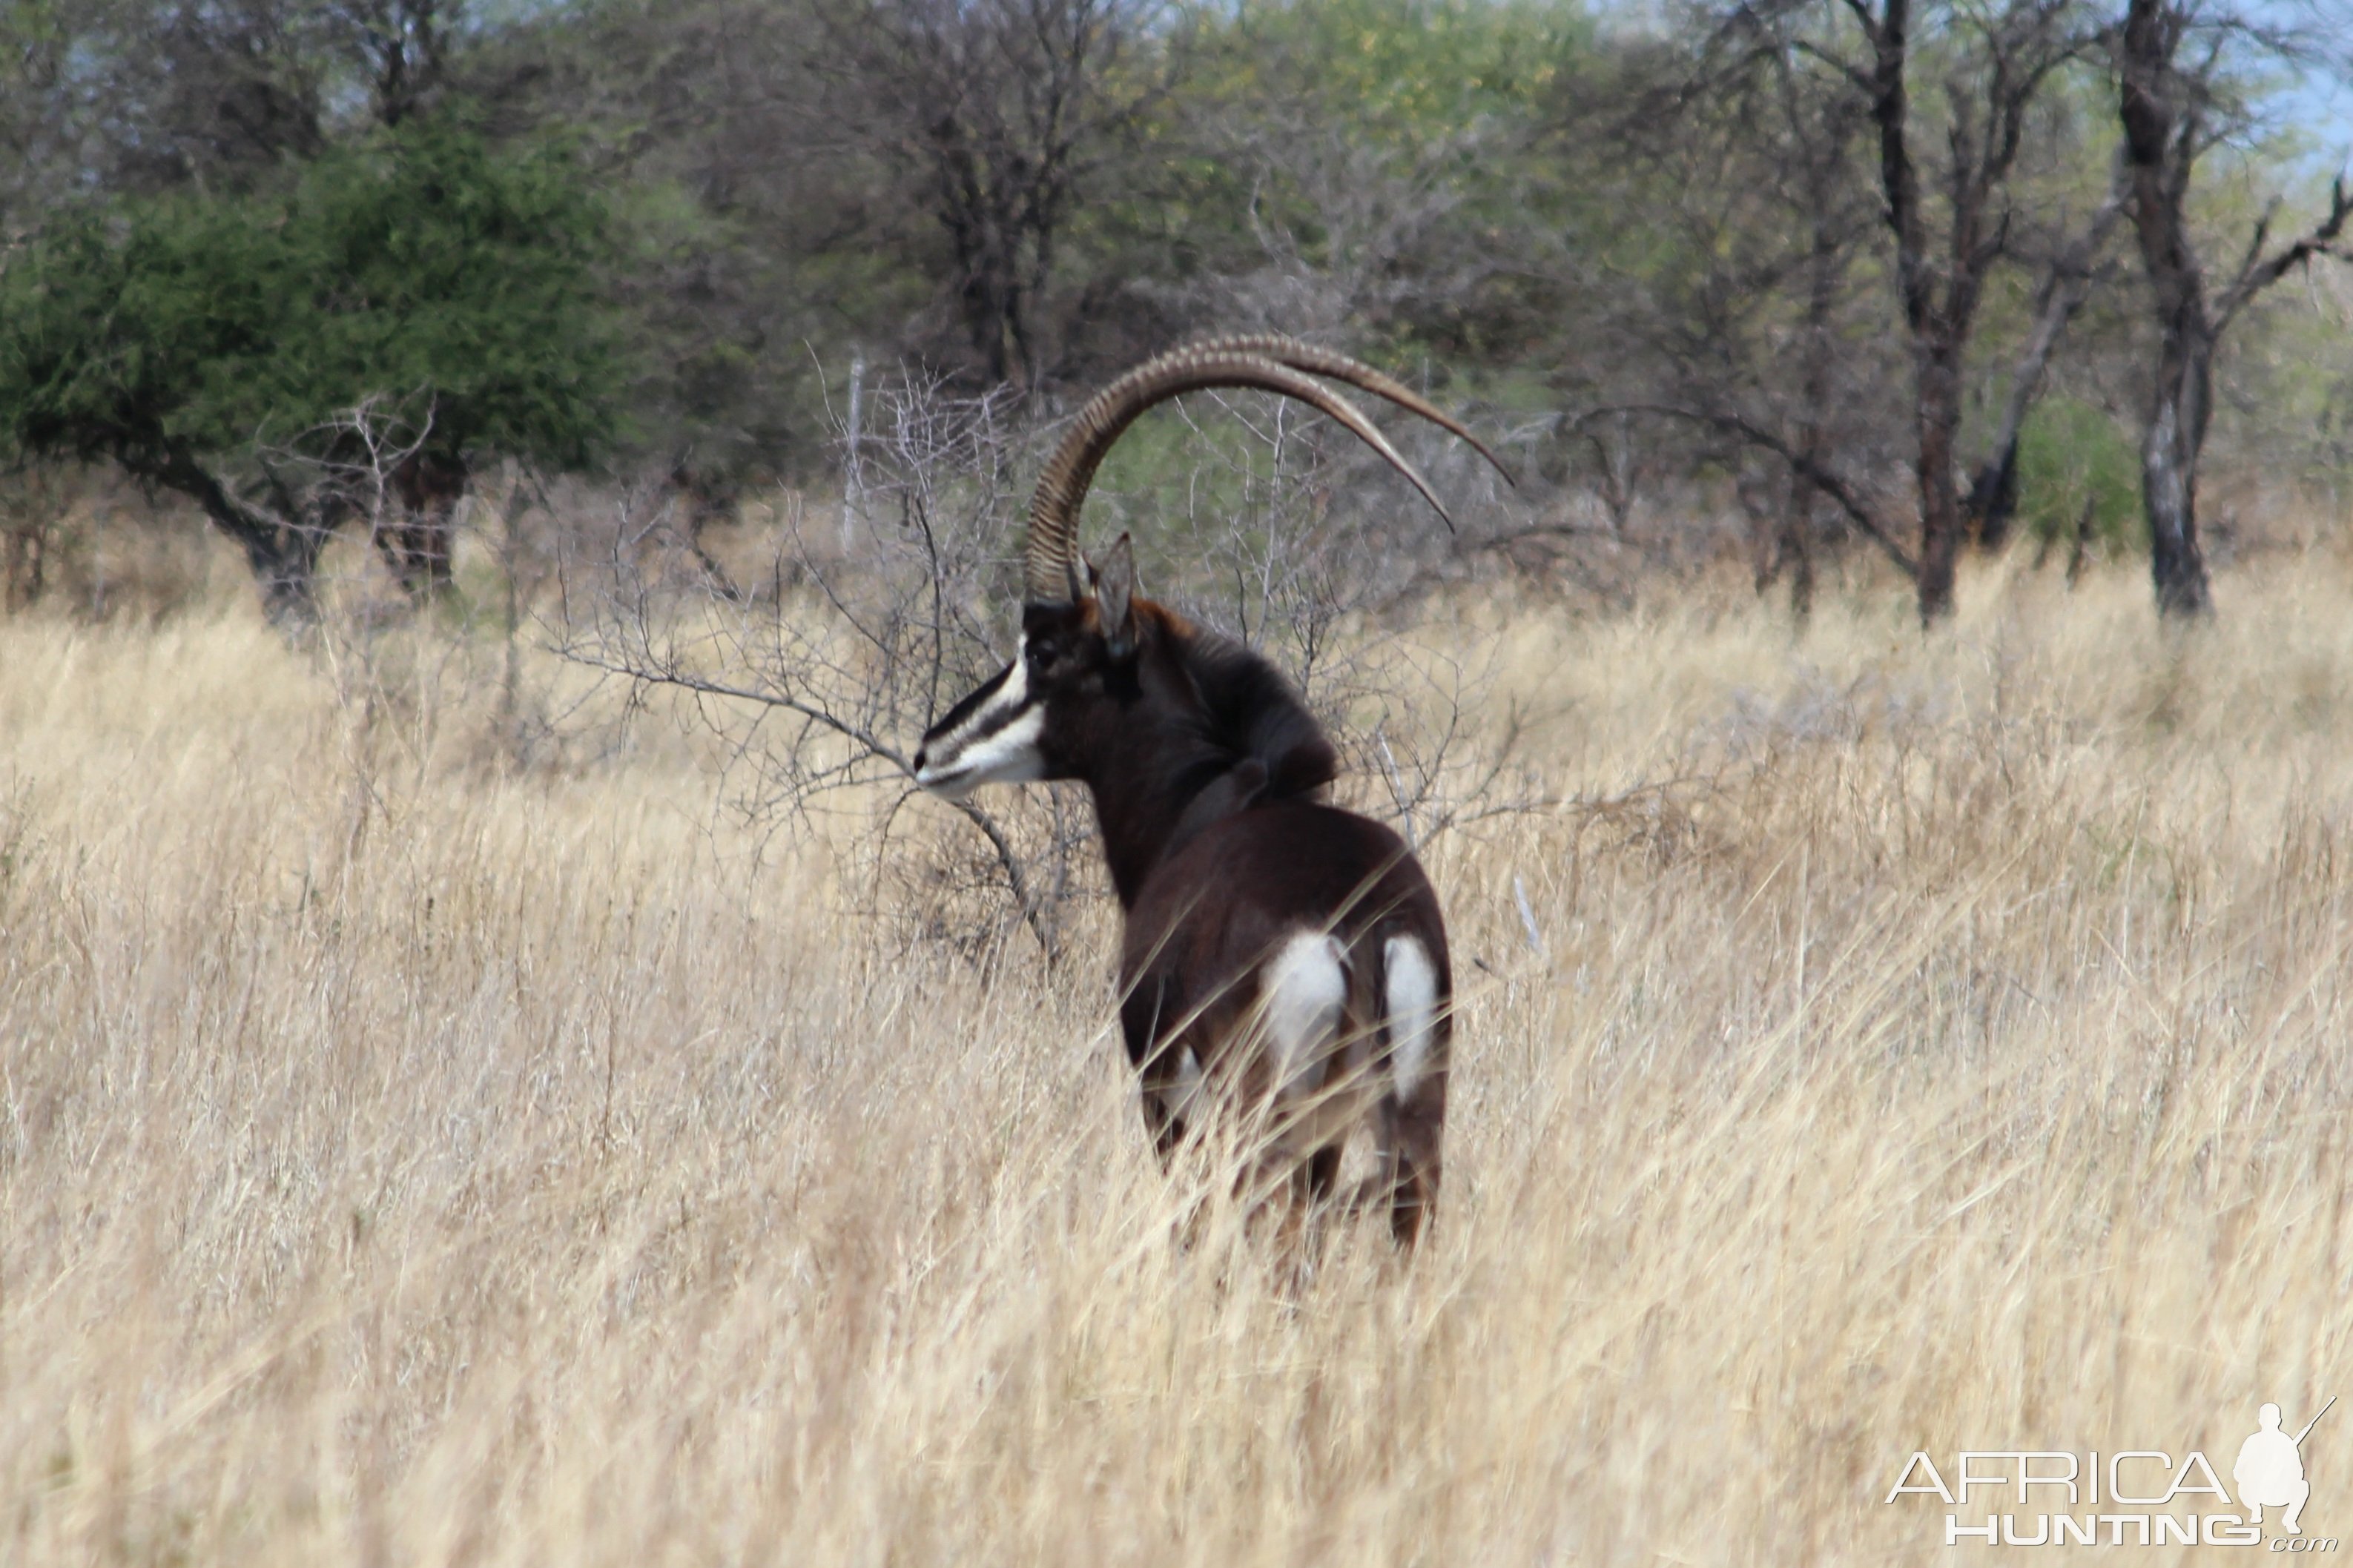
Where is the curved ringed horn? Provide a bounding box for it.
[1185,333,1516,483]
[1026,345,1469,604]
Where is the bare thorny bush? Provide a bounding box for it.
[553,365,1539,969]
[276,400,589,853]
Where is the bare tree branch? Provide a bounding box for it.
[1591,401,1921,578]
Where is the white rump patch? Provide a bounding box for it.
[1169,1048,1207,1125]
[1261,932,1348,1098]
[1384,936,1439,1102]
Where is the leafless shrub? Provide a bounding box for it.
[231,400,581,806]
[550,371,1076,962]
[261,393,434,577]
[553,363,1539,965]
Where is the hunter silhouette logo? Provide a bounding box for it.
[2239,1399,2333,1538]
[1884,1396,2337,1549]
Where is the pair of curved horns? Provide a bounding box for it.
[1023,334,1513,606]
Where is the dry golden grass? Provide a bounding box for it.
[5,549,2353,1564]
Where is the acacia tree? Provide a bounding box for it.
[1598,14,1905,617]
[56,0,467,193]
[1609,0,2113,621]
[821,0,1169,388]
[2115,0,2349,617]
[0,123,621,619]
[1161,0,1571,345]
[58,0,332,194]
[1826,0,2091,620]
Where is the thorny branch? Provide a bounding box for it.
[555,365,1541,965]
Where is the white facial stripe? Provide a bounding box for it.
[917,647,1049,797]
[1385,936,1439,1103]
[992,650,1029,709]
[940,704,1046,790]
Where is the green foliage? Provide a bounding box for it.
[1085,0,1588,357]
[11,0,2352,562]
[291,121,624,466]
[0,120,624,486]
[1221,0,1577,139]
[0,197,301,472]
[2016,396,2141,553]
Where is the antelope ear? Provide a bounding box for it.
[1089,534,1137,659]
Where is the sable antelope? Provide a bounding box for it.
[913,335,1505,1243]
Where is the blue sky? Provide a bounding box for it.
[2272,59,2353,171]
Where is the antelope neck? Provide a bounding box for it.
[1078,660,1260,911]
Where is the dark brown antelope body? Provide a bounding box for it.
[914,336,1503,1243]
[1121,796,1451,1238]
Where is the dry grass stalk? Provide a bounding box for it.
[4,551,2352,1563]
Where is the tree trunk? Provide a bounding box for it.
[1913,343,1964,621]
[2142,326,2214,616]
[156,446,323,623]
[1862,0,1963,624]
[2119,0,2214,618]
[1964,440,2021,549]
[1848,0,2065,621]
[2117,0,2353,615]
[1780,468,1819,621]
[1783,192,1841,625]
[1965,169,2126,551]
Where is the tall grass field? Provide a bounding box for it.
[4,550,2351,1563]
